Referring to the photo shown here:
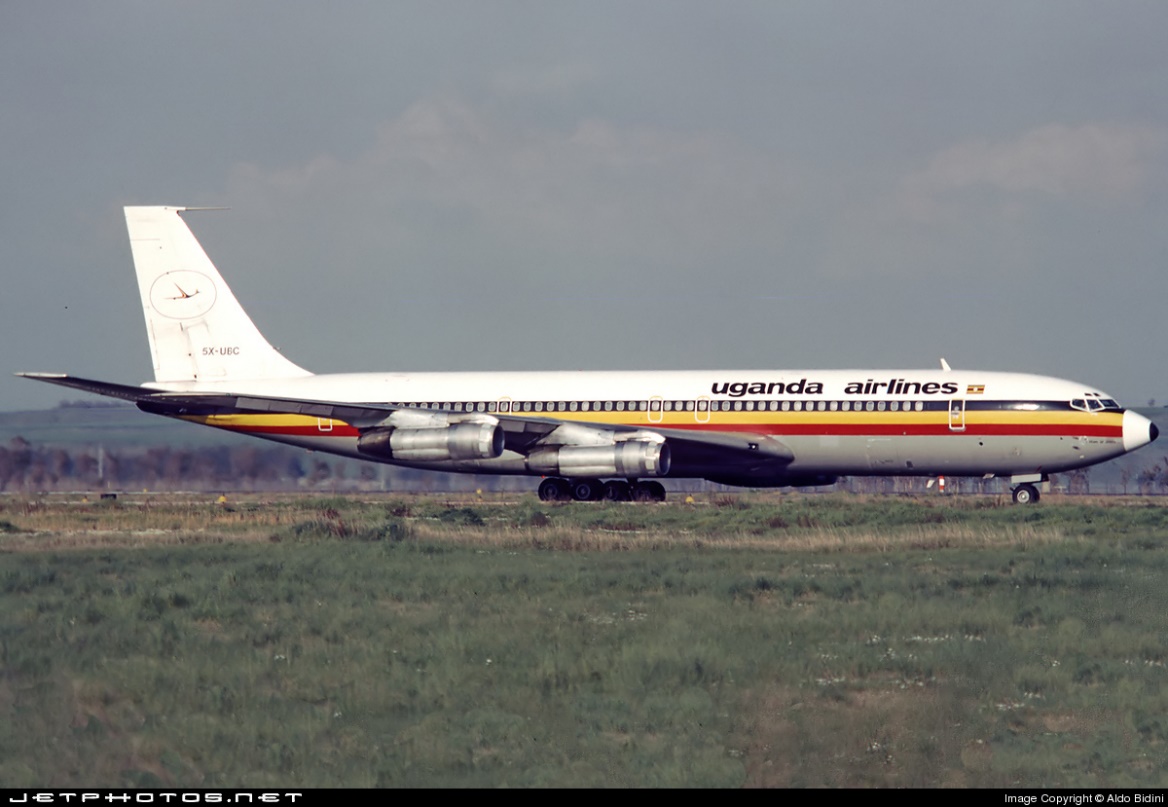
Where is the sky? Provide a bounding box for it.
[3,1,1167,411]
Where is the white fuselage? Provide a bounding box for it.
[150,368,1154,483]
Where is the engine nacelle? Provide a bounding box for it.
[357,423,504,462]
[526,441,671,478]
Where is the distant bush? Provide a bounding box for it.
[353,519,414,542]
[273,518,353,542]
[438,507,486,527]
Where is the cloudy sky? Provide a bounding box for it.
[3,1,1167,411]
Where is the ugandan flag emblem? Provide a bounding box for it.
[966,384,985,395]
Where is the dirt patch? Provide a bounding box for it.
[737,682,982,787]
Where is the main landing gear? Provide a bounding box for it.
[538,477,667,503]
[1011,483,1040,505]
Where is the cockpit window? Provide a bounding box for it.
[1071,394,1122,412]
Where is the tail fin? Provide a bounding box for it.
[125,206,311,384]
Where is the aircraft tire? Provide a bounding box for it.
[1012,483,1040,505]
[603,480,632,501]
[538,478,570,502]
[633,481,667,502]
[571,478,604,501]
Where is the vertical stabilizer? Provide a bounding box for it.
[125,206,311,383]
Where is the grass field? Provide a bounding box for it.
[2,492,1167,787]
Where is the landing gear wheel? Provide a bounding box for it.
[571,478,604,501]
[633,481,667,502]
[603,480,632,501]
[538,478,570,502]
[1012,483,1040,505]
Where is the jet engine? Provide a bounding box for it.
[526,441,671,477]
[357,422,504,462]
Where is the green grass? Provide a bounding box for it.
[1,493,1168,786]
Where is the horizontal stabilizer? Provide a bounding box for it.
[14,372,162,403]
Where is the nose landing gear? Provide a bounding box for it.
[1011,482,1040,505]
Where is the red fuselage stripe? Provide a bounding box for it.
[217,421,1121,440]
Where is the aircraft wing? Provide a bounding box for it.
[16,373,795,475]
[18,371,530,434]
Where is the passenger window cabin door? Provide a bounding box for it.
[695,396,710,424]
[948,398,966,432]
[648,396,663,423]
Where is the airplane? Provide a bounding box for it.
[18,206,1159,505]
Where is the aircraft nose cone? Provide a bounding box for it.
[1123,410,1158,452]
